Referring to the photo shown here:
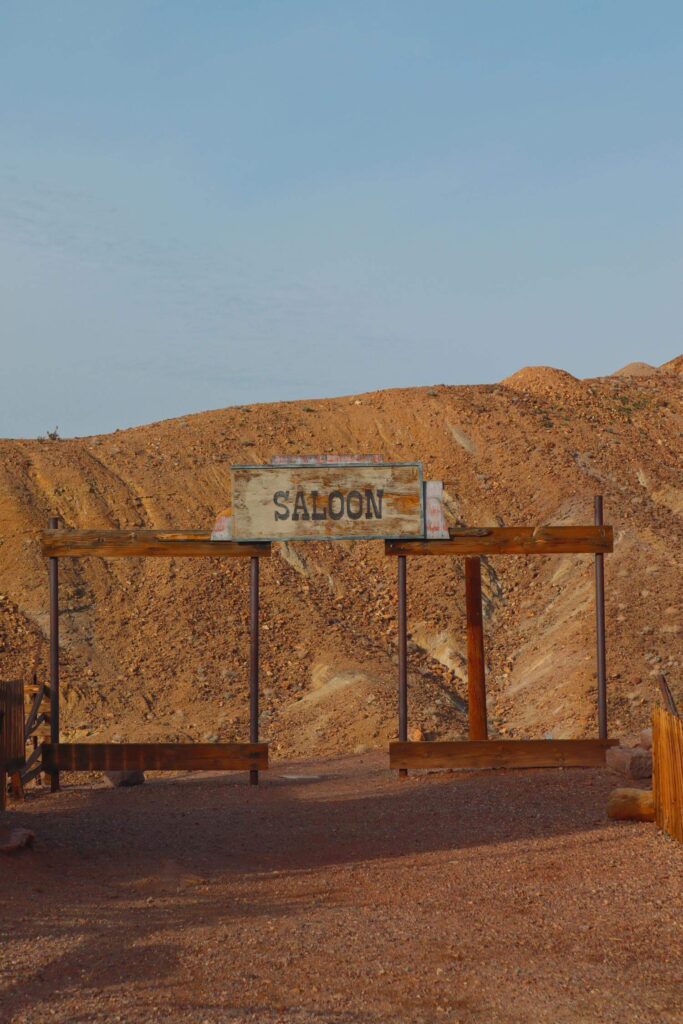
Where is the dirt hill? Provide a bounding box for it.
[1,358,681,757]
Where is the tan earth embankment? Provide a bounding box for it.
[0,358,681,755]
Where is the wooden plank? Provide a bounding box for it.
[390,739,618,770]
[0,680,25,772]
[424,480,449,539]
[653,706,683,844]
[386,525,613,557]
[465,557,488,740]
[41,530,271,559]
[41,742,268,772]
[19,764,44,786]
[231,463,424,541]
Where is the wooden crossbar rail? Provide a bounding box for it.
[385,525,613,557]
[390,739,617,770]
[41,742,268,773]
[41,530,271,559]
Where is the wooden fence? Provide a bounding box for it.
[653,705,683,844]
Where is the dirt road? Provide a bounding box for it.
[1,756,682,1023]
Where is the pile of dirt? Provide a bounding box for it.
[0,358,681,758]
[611,362,657,377]
[501,364,584,399]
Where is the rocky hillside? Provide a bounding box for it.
[1,357,681,758]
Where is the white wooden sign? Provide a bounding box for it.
[230,462,424,541]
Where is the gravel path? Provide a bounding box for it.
[1,756,682,1023]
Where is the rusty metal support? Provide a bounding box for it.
[48,515,60,792]
[594,496,607,740]
[249,556,260,785]
[398,555,408,777]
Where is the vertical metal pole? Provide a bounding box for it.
[465,556,488,740]
[48,515,60,792]
[398,554,408,778]
[594,495,608,740]
[249,556,260,786]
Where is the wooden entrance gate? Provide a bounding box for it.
[37,490,616,790]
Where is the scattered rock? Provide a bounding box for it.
[408,726,425,742]
[0,827,35,853]
[103,770,145,788]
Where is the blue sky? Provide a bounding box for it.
[1,1,681,437]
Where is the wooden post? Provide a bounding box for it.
[594,496,608,740]
[48,515,60,792]
[0,697,4,811]
[249,556,260,786]
[398,555,408,777]
[465,556,488,740]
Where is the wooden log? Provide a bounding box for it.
[386,525,613,557]
[607,787,655,821]
[41,530,272,559]
[389,739,618,770]
[41,742,268,772]
[465,557,488,740]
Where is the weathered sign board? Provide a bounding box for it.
[230,462,424,541]
[270,454,383,466]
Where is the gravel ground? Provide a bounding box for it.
[1,755,682,1024]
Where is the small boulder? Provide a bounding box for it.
[639,727,653,750]
[606,745,652,780]
[408,726,425,742]
[104,770,145,788]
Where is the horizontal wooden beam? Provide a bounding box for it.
[41,530,271,559]
[390,738,617,770]
[41,742,268,772]
[386,525,613,557]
